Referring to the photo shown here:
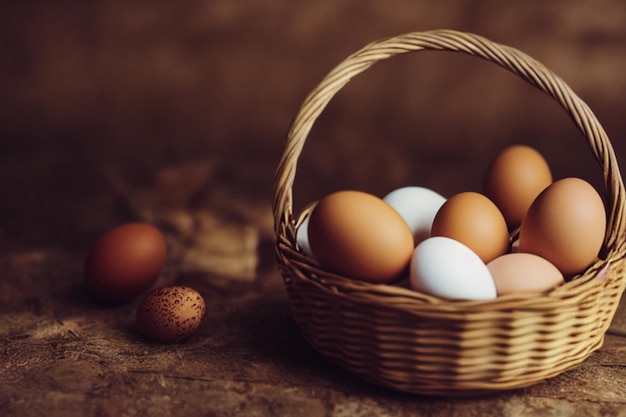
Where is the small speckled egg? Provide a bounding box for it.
[136,286,206,343]
[84,223,168,303]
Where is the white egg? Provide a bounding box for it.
[383,186,446,245]
[410,237,497,300]
[296,215,316,260]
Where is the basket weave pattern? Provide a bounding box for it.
[273,30,626,395]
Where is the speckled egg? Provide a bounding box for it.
[136,286,206,343]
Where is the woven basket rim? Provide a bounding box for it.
[281,210,622,315]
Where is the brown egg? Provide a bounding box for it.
[487,253,564,296]
[84,223,167,303]
[136,286,206,343]
[519,177,606,276]
[431,192,509,263]
[307,190,414,283]
[484,145,553,229]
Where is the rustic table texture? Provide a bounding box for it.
[1,1,625,416]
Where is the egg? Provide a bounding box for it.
[84,222,167,303]
[487,253,564,295]
[430,192,509,263]
[308,190,414,283]
[136,286,206,343]
[296,215,315,259]
[519,177,606,276]
[410,237,497,300]
[295,202,317,260]
[382,186,447,245]
[484,145,553,229]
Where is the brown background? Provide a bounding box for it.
[2,0,626,248]
[1,1,625,416]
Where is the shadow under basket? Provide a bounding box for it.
[273,29,626,396]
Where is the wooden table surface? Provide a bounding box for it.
[1,1,625,416]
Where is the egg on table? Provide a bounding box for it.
[84,222,168,303]
[136,286,206,343]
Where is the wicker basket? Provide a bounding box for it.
[273,29,626,395]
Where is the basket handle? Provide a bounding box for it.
[273,29,626,254]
